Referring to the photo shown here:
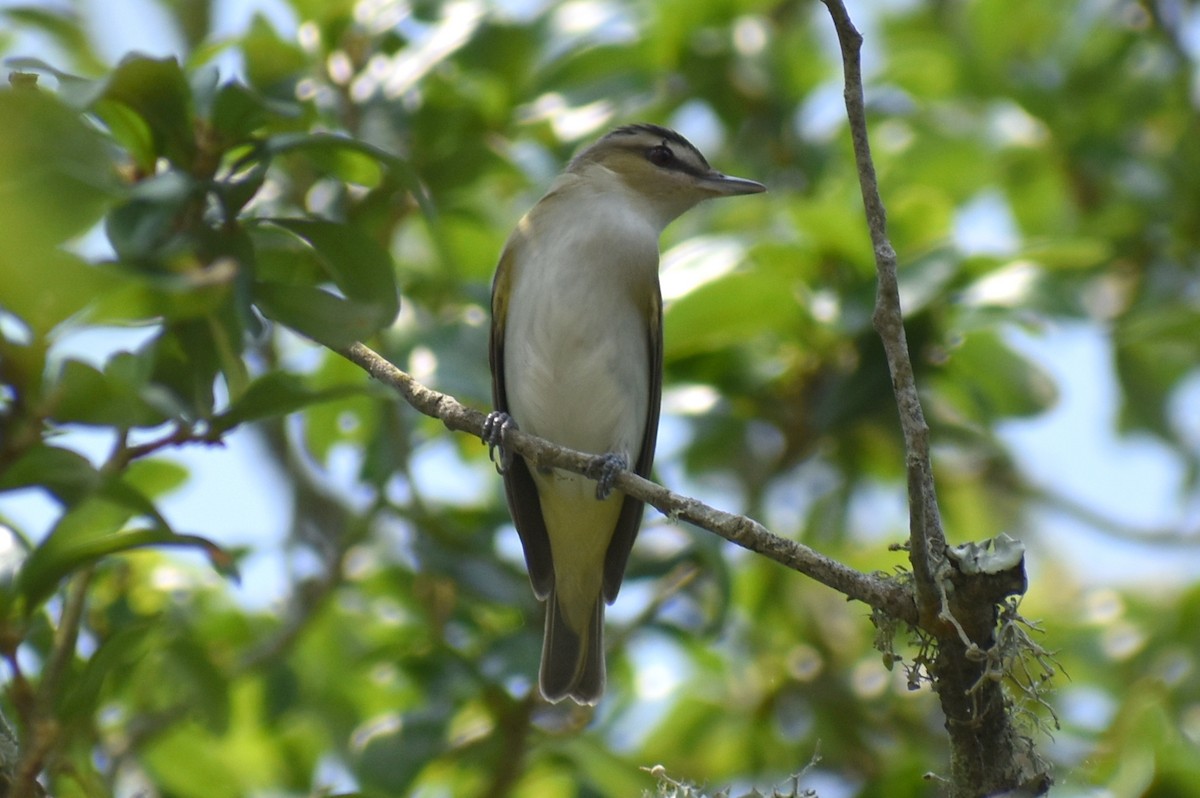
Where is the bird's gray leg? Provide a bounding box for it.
[591,453,628,500]
[483,411,517,473]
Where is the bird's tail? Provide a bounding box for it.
[539,588,605,704]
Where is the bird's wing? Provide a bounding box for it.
[602,280,662,603]
[491,240,555,600]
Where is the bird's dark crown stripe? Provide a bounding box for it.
[607,123,712,171]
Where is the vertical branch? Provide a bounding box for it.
[819,3,1052,795]
[818,0,946,621]
[9,569,93,798]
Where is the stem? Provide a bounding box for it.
[818,2,1051,794]
[818,0,946,627]
[10,568,94,798]
[338,343,917,625]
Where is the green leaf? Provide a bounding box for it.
[210,81,271,143]
[0,249,122,337]
[104,171,200,265]
[188,63,222,120]
[251,219,399,348]
[123,458,190,500]
[93,97,156,173]
[0,8,108,76]
[18,495,235,610]
[214,371,368,432]
[261,133,434,219]
[57,620,157,721]
[354,710,448,795]
[1020,237,1111,270]
[252,282,386,349]
[0,89,117,254]
[217,159,269,217]
[266,132,383,187]
[665,266,802,359]
[165,637,237,732]
[897,248,962,316]
[933,329,1058,421]
[96,210,249,330]
[147,321,223,421]
[50,358,171,429]
[242,13,308,97]
[265,219,397,307]
[1114,305,1200,438]
[85,269,236,327]
[0,445,99,505]
[95,54,196,168]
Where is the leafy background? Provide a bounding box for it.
[0,0,1198,796]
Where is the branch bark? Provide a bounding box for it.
[818,0,946,628]
[7,570,91,798]
[338,342,916,626]
[819,1,1051,795]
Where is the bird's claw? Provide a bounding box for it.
[591,452,628,500]
[483,411,517,473]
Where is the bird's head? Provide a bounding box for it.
[567,124,765,226]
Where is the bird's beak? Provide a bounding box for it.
[698,171,767,196]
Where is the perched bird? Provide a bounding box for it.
[486,123,764,704]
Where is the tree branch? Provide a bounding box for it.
[8,569,93,798]
[819,0,947,630]
[337,342,917,626]
[820,2,1051,794]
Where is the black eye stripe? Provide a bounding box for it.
[606,124,714,174]
[642,143,709,179]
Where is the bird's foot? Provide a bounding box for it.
[590,452,628,500]
[483,411,517,473]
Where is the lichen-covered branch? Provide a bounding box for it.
[338,342,916,625]
[819,1,1052,794]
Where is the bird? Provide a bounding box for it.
[485,123,765,704]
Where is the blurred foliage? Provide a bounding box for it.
[0,0,1198,796]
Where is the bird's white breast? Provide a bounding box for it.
[503,183,660,462]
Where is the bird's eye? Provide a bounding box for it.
[647,145,674,167]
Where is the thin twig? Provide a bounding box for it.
[818,0,947,623]
[337,342,917,625]
[108,424,223,471]
[10,569,94,798]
